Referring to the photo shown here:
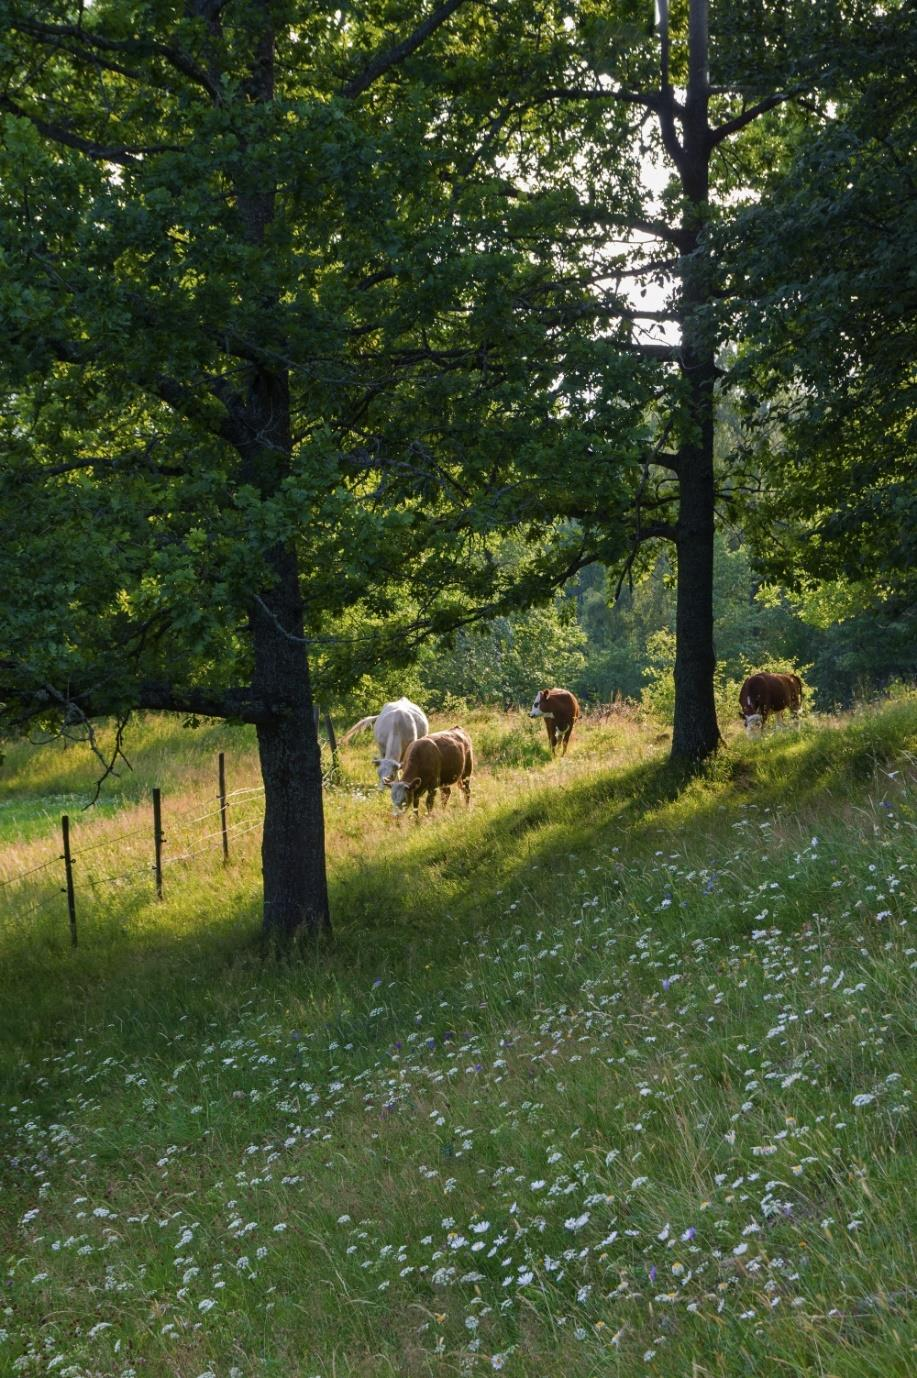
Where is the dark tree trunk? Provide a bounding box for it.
[251,545,331,942]
[232,11,330,942]
[669,0,721,763]
[672,433,719,760]
[236,366,331,942]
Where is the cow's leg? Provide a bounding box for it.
[425,787,436,814]
[461,777,472,806]
[546,720,557,755]
[440,785,452,808]
[559,724,572,756]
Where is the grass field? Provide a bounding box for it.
[1,697,915,1377]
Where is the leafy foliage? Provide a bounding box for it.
[726,3,917,602]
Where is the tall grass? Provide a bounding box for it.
[0,695,915,1377]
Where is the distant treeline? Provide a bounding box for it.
[350,536,915,716]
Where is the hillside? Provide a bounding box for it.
[1,698,915,1377]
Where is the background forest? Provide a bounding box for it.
[353,533,916,716]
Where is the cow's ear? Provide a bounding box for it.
[372,757,381,765]
[383,779,393,790]
[408,776,422,790]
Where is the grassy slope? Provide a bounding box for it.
[0,699,915,1378]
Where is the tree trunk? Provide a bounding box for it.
[669,0,720,763]
[230,11,330,943]
[251,544,331,942]
[672,441,719,760]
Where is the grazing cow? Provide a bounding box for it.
[739,672,803,735]
[529,687,580,757]
[387,728,473,816]
[342,697,429,785]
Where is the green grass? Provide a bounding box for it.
[0,697,915,1377]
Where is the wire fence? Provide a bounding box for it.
[0,709,346,945]
[0,750,269,945]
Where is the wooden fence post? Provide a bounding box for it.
[60,814,78,948]
[324,713,340,778]
[218,752,229,864]
[152,787,163,900]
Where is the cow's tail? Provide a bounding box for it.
[341,714,378,745]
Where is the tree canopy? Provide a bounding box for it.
[1,0,912,939]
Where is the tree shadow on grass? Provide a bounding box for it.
[1,701,912,1098]
[328,709,914,975]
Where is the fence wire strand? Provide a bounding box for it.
[0,855,61,888]
[5,890,65,922]
[70,822,151,856]
[163,816,263,867]
[85,862,154,888]
[1,751,277,927]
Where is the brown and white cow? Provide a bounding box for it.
[387,728,473,816]
[739,672,803,735]
[530,687,580,757]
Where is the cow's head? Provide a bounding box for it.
[530,689,553,719]
[387,776,421,812]
[743,712,764,737]
[373,756,401,787]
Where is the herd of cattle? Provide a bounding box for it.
[341,689,581,816]
[342,672,802,816]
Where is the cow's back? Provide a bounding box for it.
[740,672,795,715]
[426,728,472,785]
[780,674,803,710]
[382,697,428,734]
[376,699,428,752]
[399,735,442,786]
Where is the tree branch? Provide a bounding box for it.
[573,206,690,249]
[8,16,222,101]
[537,85,665,113]
[636,521,678,542]
[135,683,276,723]
[709,91,801,146]
[0,94,179,164]
[341,0,472,99]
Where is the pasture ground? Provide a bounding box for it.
[0,696,915,1377]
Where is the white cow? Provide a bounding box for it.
[341,697,429,786]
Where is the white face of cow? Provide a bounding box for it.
[373,756,401,787]
[744,713,764,737]
[530,691,553,719]
[387,778,416,811]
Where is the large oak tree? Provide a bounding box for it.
[0,1,646,940]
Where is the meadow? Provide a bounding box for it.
[0,696,915,1378]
